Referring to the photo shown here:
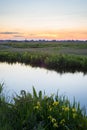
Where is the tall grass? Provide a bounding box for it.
[0,51,87,73]
[0,84,87,130]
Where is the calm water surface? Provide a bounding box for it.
[0,62,87,109]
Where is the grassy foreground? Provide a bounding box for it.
[0,84,87,130]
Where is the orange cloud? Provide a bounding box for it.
[25,29,87,40]
[0,29,87,40]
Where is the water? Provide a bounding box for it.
[0,62,87,109]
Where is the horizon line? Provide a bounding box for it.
[0,39,87,42]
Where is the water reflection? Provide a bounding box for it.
[0,62,87,108]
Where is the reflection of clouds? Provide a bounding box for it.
[0,62,87,108]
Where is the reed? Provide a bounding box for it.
[0,84,87,130]
[0,51,87,73]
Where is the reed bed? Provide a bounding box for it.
[0,51,87,73]
[0,84,87,130]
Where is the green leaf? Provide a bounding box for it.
[39,90,42,99]
[33,87,37,98]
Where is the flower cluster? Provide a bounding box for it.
[48,115,58,128]
[60,119,65,126]
[34,101,41,110]
[62,106,69,112]
[52,101,59,106]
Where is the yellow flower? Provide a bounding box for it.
[48,116,56,123]
[62,106,69,112]
[49,107,52,111]
[51,118,56,123]
[60,119,65,125]
[48,105,53,111]
[34,106,39,110]
[48,115,52,120]
[53,123,58,128]
[65,107,69,111]
[34,101,41,110]
[53,101,59,106]
[48,116,58,128]
[72,108,76,112]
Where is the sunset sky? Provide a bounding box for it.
[0,0,87,40]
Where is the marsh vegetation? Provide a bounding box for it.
[0,40,87,73]
[0,84,87,130]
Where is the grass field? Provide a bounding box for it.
[0,40,87,73]
[0,40,87,55]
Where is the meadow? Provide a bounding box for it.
[0,83,87,130]
[0,40,87,73]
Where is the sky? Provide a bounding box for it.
[0,0,87,40]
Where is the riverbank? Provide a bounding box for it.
[0,41,87,73]
[0,51,87,73]
[0,84,87,130]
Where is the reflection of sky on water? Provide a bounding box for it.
[0,62,87,108]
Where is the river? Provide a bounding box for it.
[0,62,87,109]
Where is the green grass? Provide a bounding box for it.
[0,84,87,130]
[1,41,87,55]
[1,41,87,49]
[0,41,87,73]
[0,51,87,73]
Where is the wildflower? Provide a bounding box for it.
[53,101,59,106]
[49,105,52,111]
[65,107,69,111]
[48,115,56,123]
[34,106,39,110]
[53,123,58,128]
[72,108,76,112]
[48,115,52,120]
[60,119,65,125]
[48,116,55,123]
[51,118,56,123]
[73,113,77,119]
[62,106,69,112]
[48,116,58,128]
[34,101,40,110]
